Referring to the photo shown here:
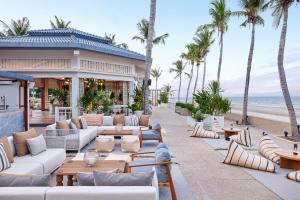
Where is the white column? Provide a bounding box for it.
[71,75,80,117]
[122,81,128,105]
[128,81,135,105]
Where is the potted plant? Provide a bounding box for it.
[193,110,204,129]
[193,81,231,128]
[129,85,144,117]
[95,90,112,115]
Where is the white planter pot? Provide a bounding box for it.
[195,121,203,129]
[159,103,169,108]
[186,116,196,128]
[134,110,143,117]
[203,115,225,129]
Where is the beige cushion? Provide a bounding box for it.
[113,115,125,125]
[13,129,38,156]
[139,115,150,127]
[83,114,103,126]
[287,170,300,182]
[230,128,252,147]
[71,117,82,129]
[56,120,69,130]
[96,136,115,153]
[190,123,219,139]
[121,136,140,153]
[259,134,282,164]
[0,137,14,163]
[223,140,276,173]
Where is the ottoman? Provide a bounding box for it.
[96,135,115,152]
[121,135,140,153]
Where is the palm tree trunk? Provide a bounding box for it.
[242,24,255,125]
[278,7,299,136]
[202,56,207,90]
[192,64,200,104]
[185,64,194,103]
[217,31,224,84]
[155,78,158,106]
[178,74,182,102]
[143,0,156,114]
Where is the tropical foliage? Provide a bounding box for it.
[0,17,30,36]
[130,85,144,112]
[50,89,68,106]
[169,60,185,102]
[104,33,129,49]
[151,68,162,105]
[159,84,173,104]
[50,16,71,28]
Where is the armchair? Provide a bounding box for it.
[139,122,163,147]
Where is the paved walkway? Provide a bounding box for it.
[152,107,280,200]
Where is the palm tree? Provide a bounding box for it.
[151,68,162,106]
[0,17,30,36]
[132,19,169,45]
[269,0,299,136]
[191,46,204,104]
[170,60,185,102]
[194,27,215,90]
[200,0,231,84]
[104,33,129,49]
[50,16,71,28]
[232,0,268,125]
[143,0,157,114]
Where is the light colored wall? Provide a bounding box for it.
[0,83,20,110]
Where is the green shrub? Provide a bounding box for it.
[194,110,204,122]
[159,91,169,103]
[175,102,184,107]
[184,103,196,114]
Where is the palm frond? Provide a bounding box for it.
[153,33,169,45]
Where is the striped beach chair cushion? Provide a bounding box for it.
[287,170,300,182]
[259,134,282,164]
[191,123,219,139]
[230,128,252,147]
[0,144,10,171]
[211,118,224,134]
[223,140,276,173]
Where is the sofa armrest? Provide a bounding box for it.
[44,129,79,150]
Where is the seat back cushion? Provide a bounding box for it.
[155,143,168,151]
[0,174,49,186]
[26,135,47,156]
[0,137,14,163]
[94,170,154,186]
[151,122,161,129]
[13,128,38,156]
[125,115,139,126]
[113,114,125,125]
[0,144,11,171]
[76,168,119,186]
[7,136,16,157]
[259,134,282,164]
[155,148,171,182]
[83,114,103,126]
[56,120,70,130]
[80,118,88,129]
[231,128,252,147]
[139,115,150,127]
[103,116,113,126]
[223,140,276,173]
[71,117,82,129]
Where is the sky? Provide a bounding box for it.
[1,0,299,97]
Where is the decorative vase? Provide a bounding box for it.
[116,123,123,132]
[83,150,98,167]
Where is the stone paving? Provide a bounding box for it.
[152,107,281,200]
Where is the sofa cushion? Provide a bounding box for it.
[155,148,171,183]
[56,120,69,130]
[26,135,47,156]
[150,122,161,129]
[103,116,113,126]
[141,130,161,140]
[125,115,139,126]
[0,144,10,171]
[80,118,88,129]
[259,134,282,164]
[287,170,300,182]
[76,168,119,186]
[1,161,43,175]
[139,115,150,127]
[7,136,16,157]
[13,129,38,156]
[69,122,78,130]
[0,137,14,163]
[155,143,168,151]
[190,123,219,139]
[113,114,125,125]
[0,187,50,200]
[83,114,103,126]
[0,174,49,186]
[71,117,82,129]
[13,149,66,174]
[94,170,154,186]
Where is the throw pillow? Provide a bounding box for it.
[80,117,88,129]
[139,115,150,127]
[69,122,78,130]
[56,120,70,130]
[155,148,171,182]
[94,170,154,186]
[0,174,49,186]
[287,170,300,183]
[71,117,82,129]
[76,168,119,186]
[223,140,276,173]
[230,128,252,147]
[0,137,14,163]
[190,123,219,139]
[259,134,282,164]
[113,114,125,125]
[26,135,47,156]
[13,128,38,156]
[83,114,103,126]
[125,115,139,126]
[103,116,113,126]
[0,144,10,171]
[155,143,168,151]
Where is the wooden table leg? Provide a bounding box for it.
[56,175,63,186]
[67,175,74,186]
[280,157,300,170]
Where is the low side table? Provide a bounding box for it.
[223,128,241,141]
[101,129,133,136]
[276,151,300,170]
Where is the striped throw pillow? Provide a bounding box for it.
[259,134,282,164]
[223,140,276,173]
[230,128,252,147]
[0,144,10,172]
[125,115,139,126]
[83,114,103,126]
[287,170,300,182]
[191,123,219,139]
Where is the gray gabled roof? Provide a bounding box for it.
[0,71,33,81]
[0,28,145,61]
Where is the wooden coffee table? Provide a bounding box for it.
[101,129,133,136]
[223,128,241,141]
[276,151,300,170]
[55,160,127,186]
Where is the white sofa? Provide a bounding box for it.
[0,136,66,175]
